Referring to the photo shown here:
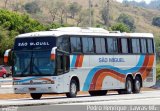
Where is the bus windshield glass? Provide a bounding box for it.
[13,36,57,77]
[13,50,55,77]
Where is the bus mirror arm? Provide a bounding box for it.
[4,49,12,65]
[51,47,57,60]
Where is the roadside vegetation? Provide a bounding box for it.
[156,63,160,80]
[0,0,160,79]
[0,9,69,57]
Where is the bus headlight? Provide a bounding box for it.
[13,82,21,85]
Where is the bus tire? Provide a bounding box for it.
[133,76,141,94]
[118,89,125,94]
[89,91,97,96]
[125,77,133,94]
[66,79,78,98]
[30,93,42,99]
[98,90,107,96]
[89,90,107,96]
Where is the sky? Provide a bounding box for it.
[116,0,152,4]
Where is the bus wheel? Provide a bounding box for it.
[30,93,42,99]
[125,77,133,94]
[133,77,141,94]
[99,90,107,96]
[66,79,78,98]
[89,91,97,96]
[118,90,125,94]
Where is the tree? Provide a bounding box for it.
[152,17,160,27]
[117,13,136,32]
[67,2,81,19]
[75,10,89,27]
[24,1,41,14]
[100,5,108,25]
[11,2,24,12]
[4,0,9,9]
[44,0,67,24]
[57,1,66,25]
[45,0,58,22]
[111,23,130,32]
[0,9,46,57]
[155,36,160,52]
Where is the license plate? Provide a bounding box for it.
[29,88,36,91]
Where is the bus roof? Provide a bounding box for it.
[16,27,154,38]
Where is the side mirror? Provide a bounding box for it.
[4,49,12,64]
[51,47,57,61]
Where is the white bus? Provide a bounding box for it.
[4,27,156,99]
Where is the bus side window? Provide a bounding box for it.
[131,38,140,54]
[57,37,70,52]
[140,39,147,54]
[95,38,106,54]
[70,37,82,53]
[121,38,129,54]
[82,37,94,53]
[147,39,154,54]
[107,38,118,54]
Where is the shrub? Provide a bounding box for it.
[152,17,160,27]
[111,23,130,32]
[117,13,136,32]
[24,1,40,14]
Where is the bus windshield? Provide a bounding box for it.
[13,50,55,77]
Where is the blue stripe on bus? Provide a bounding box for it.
[82,55,145,91]
[15,77,42,82]
[70,55,77,68]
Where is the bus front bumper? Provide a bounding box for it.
[13,84,59,94]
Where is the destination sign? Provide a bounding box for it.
[14,37,56,50]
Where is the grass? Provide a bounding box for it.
[156,63,160,80]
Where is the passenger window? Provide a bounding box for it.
[57,37,70,52]
[147,39,154,54]
[70,37,82,53]
[107,38,118,53]
[95,38,106,54]
[121,38,128,53]
[140,39,147,53]
[132,39,140,54]
[82,37,94,53]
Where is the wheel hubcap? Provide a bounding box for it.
[71,83,76,94]
[127,81,132,92]
[135,80,140,90]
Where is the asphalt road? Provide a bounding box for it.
[0,90,159,106]
[0,91,160,111]
[0,78,13,94]
[0,78,160,111]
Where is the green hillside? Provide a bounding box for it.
[0,0,159,34]
[0,0,159,53]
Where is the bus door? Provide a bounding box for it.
[56,50,70,92]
